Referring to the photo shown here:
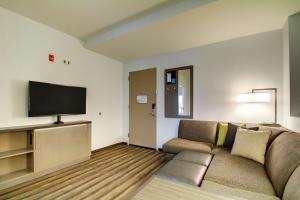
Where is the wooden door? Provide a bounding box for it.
[129,68,156,149]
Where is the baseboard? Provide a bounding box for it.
[128,144,156,150]
[91,142,127,153]
[91,142,159,153]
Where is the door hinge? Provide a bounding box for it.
[128,133,130,138]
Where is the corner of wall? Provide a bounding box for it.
[282,14,300,132]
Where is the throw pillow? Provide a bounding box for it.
[223,123,242,149]
[217,123,228,146]
[231,128,271,164]
[223,123,259,149]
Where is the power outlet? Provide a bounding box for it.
[63,59,71,65]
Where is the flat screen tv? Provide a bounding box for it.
[28,81,86,123]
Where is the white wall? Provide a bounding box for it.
[124,30,283,148]
[0,7,124,150]
[282,20,300,132]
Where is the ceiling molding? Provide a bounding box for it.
[84,0,215,48]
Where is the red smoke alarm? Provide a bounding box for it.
[49,54,54,62]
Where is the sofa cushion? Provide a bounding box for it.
[157,159,207,186]
[223,123,240,149]
[204,149,276,196]
[162,138,213,154]
[201,180,280,200]
[223,123,258,149]
[231,128,270,164]
[283,164,300,200]
[259,126,290,149]
[174,151,213,166]
[178,120,218,144]
[217,122,228,146]
[265,132,300,197]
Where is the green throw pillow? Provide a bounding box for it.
[217,122,228,146]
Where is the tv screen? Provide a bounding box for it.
[28,81,86,117]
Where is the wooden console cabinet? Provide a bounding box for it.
[0,121,91,190]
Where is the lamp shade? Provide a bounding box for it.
[236,92,271,103]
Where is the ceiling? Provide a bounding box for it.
[1,0,300,62]
[0,0,168,38]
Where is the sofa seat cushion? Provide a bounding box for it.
[162,138,213,154]
[204,149,276,196]
[201,180,280,200]
[212,147,230,155]
[283,165,300,200]
[174,151,213,166]
[157,159,207,186]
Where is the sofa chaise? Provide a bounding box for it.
[157,120,300,200]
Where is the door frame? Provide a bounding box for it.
[128,67,157,149]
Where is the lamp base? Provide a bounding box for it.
[259,123,281,127]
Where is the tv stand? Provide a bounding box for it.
[0,121,91,190]
[54,115,64,124]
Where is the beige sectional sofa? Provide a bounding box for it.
[160,120,300,200]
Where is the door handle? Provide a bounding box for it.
[148,112,156,117]
[149,103,156,116]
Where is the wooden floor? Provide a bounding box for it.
[0,144,166,200]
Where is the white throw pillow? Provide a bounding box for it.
[231,128,271,165]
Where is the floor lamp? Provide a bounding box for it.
[236,88,278,125]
